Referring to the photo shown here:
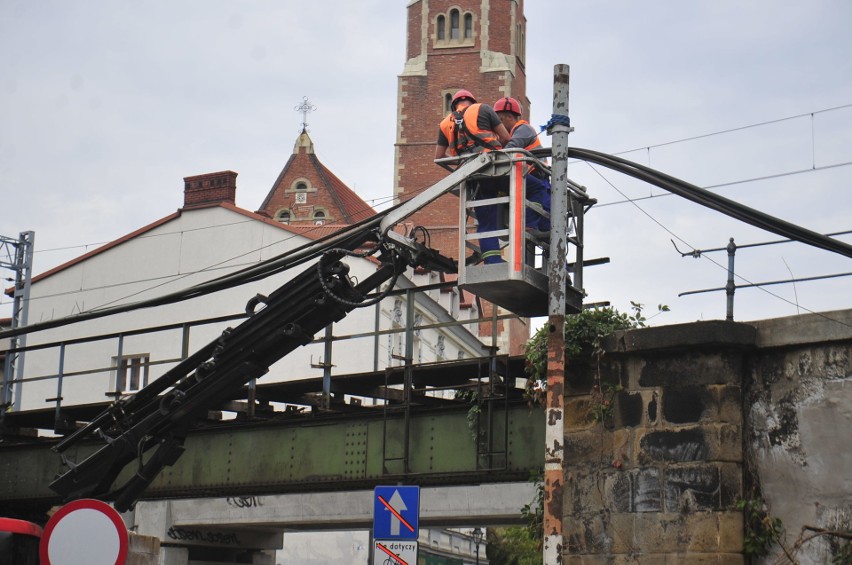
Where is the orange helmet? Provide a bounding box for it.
[494,96,522,116]
[451,89,476,110]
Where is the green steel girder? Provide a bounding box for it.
[0,403,544,512]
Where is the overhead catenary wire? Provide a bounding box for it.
[4,143,851,338]
[595,159,852,209]
[12,103,847,309]
[583,158,852,326]
[0,190,414,318]
[0,206,398,340]
[567,147,852,260]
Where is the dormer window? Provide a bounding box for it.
[285,178,316,203]
[312,208,330,225]
[434,8,475,48]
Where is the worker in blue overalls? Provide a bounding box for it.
[494,96,552,237]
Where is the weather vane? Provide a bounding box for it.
[294,96,317,132]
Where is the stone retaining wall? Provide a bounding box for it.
[563,321,752,564]
[561,312,852,564]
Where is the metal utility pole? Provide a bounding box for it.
[1,231,35,412]
[543,64,571,564]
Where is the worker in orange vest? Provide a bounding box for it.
[494,96,552,235]
[435,90,511,264]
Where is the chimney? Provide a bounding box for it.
[182,171,238,208]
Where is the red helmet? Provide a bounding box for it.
[494,96,522,116]
[451,89,476,110]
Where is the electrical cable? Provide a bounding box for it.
[0,207,400,340]
[316,246,403,309]
[5,144,850,339]
[568,147,852,260]
[595,160,852,209]
[584,160,851,326]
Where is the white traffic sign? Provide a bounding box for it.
[39,499,129,565]
[373,540,418,565]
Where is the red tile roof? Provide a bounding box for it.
[258,131,374,224]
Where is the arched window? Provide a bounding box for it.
[433,9,474,48]
[276,209,291,224]
[517,24,526,62]
[295,181,308,191]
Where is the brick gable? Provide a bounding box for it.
[257,130,375,226]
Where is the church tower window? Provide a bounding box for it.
[450,9,460,40]
[434,8,474,47]
[443,92,453,114]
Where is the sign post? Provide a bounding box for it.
[372,486,420,565]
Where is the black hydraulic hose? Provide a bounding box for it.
[0,209,394,340]
[569,147,852,260]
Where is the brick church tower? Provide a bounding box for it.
[394,0,528,257]
[395,0,530,354]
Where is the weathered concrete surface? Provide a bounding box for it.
[133,482,536,532]
[565,319,752,563]
[747,310,852,564]
[126,534,160,565]
[567,309,852,564]
[751,308,852,348]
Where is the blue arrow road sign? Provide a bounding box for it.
[373,486,420,540]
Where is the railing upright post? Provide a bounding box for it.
[53,343,66,424]
[403,288,416,474]
[322,324,334,409]
[726,238,737,321]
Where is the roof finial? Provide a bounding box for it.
[294,96,317,133]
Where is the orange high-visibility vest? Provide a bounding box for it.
[511,119,546,176]
[511,120,542,151]
[439,104,502,156]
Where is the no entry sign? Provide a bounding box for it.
[39,499,129,565]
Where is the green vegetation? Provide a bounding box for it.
[485,525,542,565]
[524,302,666,404]
[738,497,783,557]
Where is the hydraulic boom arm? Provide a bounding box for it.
[49,153,500,511]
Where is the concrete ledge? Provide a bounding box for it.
[602,321,757,354]
[749,308,852,348]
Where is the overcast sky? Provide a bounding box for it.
[2,0,851,327]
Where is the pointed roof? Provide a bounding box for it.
[257,130,375,225]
